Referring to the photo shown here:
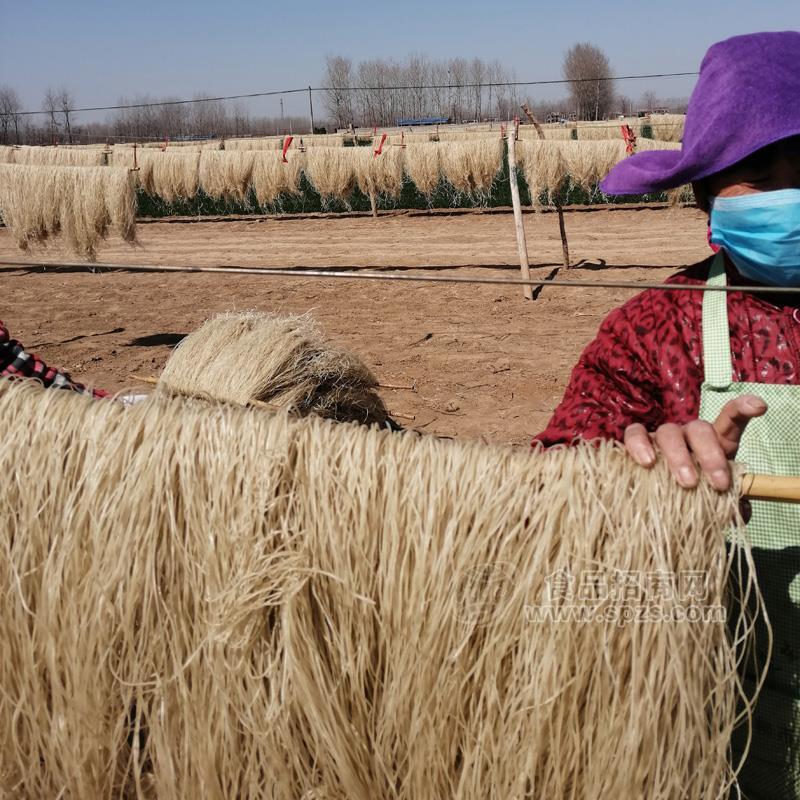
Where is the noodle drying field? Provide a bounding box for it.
[0,205,710,442]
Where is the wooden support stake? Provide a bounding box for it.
[369,190,378,218]
[520,103,570,269]
[506,123,533,301]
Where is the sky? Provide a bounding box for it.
[1,0,797,123]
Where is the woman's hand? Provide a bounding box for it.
[623,394,767,490]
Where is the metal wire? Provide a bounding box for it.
[2,259,798,295]
[13,72,698,117]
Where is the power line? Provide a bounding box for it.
[0,260,795,295]
[13,72,698,117]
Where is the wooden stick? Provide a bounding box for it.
[520,104,571,269]
[128,374,280,411]
[129,373,159,386]
[741,474,800,503]
[368,190,378,219]
[128,374,413,420]
[505,123,533,301]
[378,382,417,391]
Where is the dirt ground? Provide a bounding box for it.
[0,206,710,444]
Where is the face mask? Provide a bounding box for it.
[709,188,800,286]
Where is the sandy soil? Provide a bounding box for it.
[0,207,710,444]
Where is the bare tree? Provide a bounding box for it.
[322,55,355,129]
[42,88,61,141]
[469,58,485,121]
[640,90,658,113]
[41,87,76,143]
[448,58,468,122]
[58,89,76,144]
[0,86,22,144]
[562,43,615,120]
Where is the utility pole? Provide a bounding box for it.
[280,98,284,134]
[308,86,315,134]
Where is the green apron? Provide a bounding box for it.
[699,252,800,799]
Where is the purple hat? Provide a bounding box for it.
[601,31,800,195]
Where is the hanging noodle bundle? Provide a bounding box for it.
[135,149,201,202]
[198,150,256,201]
[250,150,305,205]
[440,138,503,196]
[158,312,389,426]
[353,146,405,198]
[12,145,107,166]
[403,141,442,196]
[519,125,575,141]
[304,146,356,200]
[0,163,137,259]
[648,113,686,143]
[0,377,763,799]
[561,140,628,191]
[518,139,568,206]
[224,136,284,151]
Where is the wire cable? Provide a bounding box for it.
[14,72,698,117]
[1,260,797,295]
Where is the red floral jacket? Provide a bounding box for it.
[535,256,800,446]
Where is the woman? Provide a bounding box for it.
[536,31,800,799]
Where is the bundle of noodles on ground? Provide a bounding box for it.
[0,377,763,799]
[198,150,255,201]
[158,311,390,426]
[250,150,305,205]
[0,163,137,259]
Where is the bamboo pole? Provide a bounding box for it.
[520,104,571,270]
[505,122,532,301]
[741,474,800,503]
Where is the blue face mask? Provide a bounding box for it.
[709,188,800,286]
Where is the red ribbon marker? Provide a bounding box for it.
[621,124,637,155]
[281,135,293,163]
[373,132,387,157]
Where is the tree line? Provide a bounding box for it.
[0,86,309,145]
[0,44,687,145]
[320,44,686,128]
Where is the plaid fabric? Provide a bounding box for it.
[700,252,800,800]
[0,320,107,398]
